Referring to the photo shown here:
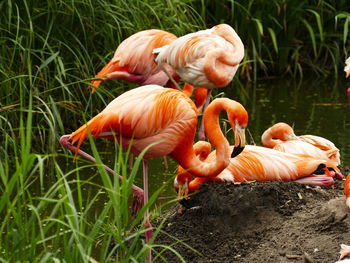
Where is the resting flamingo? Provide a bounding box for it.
[175,143,339,197]
[261,122,341,167]
[59,85,248,262]
[154,24,244,140]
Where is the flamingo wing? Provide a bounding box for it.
[71,85,198,158]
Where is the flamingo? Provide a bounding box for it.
[89,29,178,92]
[175,143,339,196]
[344,174,350,210]
[59,85,248,262]
[88,29,209,167]
[261,122,341,167]
[336,244,350,262]
[154,24,245,140]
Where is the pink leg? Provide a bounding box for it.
[198,89,212,141]
[295,175,334,186]
[143,160,152,263]
[128,153,134,170]
[59,135,144,215]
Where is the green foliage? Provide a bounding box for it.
[192,0,350,80]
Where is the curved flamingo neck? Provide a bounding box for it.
[261,128,281,148]
[171,99,237,178]
[182,83,194,97]
[213,24,244,66]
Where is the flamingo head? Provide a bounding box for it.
[227,103,248,158]
[271,122,297,141]
[174,166,192,200]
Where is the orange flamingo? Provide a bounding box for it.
[154,24,244,140]
[344,174,350,210]
[59,85,248,262]
[89,29,178,92]
[261,122,341,167]
[175,144,339,196]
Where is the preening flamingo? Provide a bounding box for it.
[261,122,341,167]
[89,29,178,92]
[154,24,245,140]
[59,85,248,262]
[175,143,339,196]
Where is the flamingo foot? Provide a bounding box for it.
[132,189,144,216]
[198,126,206,141]
[295,175,334,187]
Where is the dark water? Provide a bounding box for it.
[61,79,350,204]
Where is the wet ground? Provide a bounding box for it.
[155,171,350,263]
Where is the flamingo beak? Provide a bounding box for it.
[287,133,298,140]
[178,180,189,200]
[232,124,246,158]
[89,60,119,92]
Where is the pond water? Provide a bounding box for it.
[61,78,350,206]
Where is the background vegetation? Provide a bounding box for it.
[0,0,349,262]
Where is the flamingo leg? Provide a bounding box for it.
[142,159,153,263]
[198,89,212,141]
[128,152,134,170]
[156,63,181,91]
[59,135,144,215]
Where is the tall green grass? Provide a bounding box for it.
[0,0,203,261]
[192,0,350,81]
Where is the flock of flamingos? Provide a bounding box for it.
[58,24,350,262]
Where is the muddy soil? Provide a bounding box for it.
[155,174,350,263]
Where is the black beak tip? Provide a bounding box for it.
[313,163,326,175]
[231,145,244,158]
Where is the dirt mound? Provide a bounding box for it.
[155,180,350,263]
